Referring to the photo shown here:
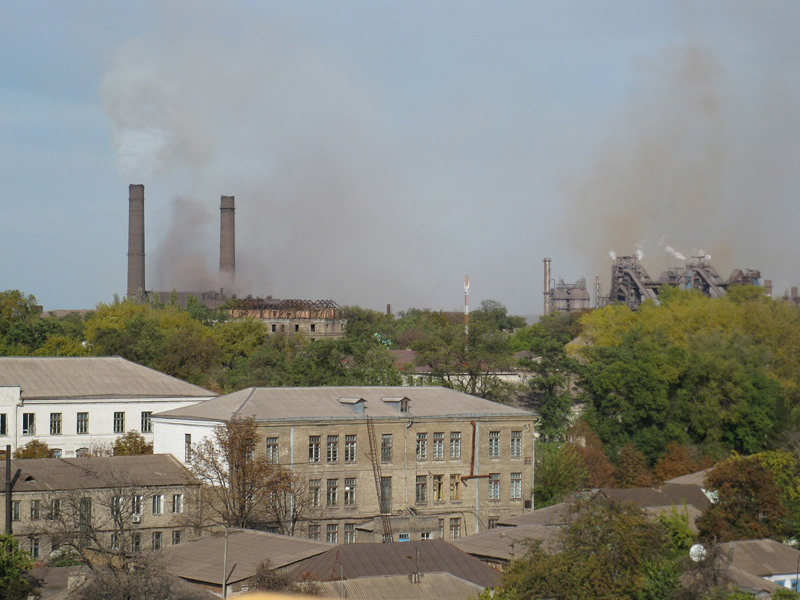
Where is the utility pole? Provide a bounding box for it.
[222,527,229,598]
[464,275,470,343]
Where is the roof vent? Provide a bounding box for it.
[382,397,410,413]
[339,397,366,415]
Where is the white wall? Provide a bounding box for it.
[152,418,219,465]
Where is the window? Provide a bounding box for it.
[112,496,124,518]
[344,435,357,462]
[488,473,500,500]
[152,494,164,515]
[184,434,192,463]
[326,479,338,507]
[432,475,444,502]
[31,499,41,520]
[172,494,184,514]
[415,475,427,504]
[75,447,89,457]
[310,323,316,333]
[344,523,356,544]
[511,431,522,458]
[420,532,432,541]
[141,412,152,433]
[511,472,522,499]
[113,412,125,434]
[111,532,120,550]
[438,518,444,539]
[310,480,321,507]
[22,413,35,435]
[450,474,461,501]
[416,433,428,461]
[488,518,499,529]
[0,413,6,436]
[265,437,279,464]
[326,524,338,544]
[327,435,339,462]
[131,495,143,515]
[52,448,62,458]
[380,477,392,513]
[294,323,300,332]
[308,524,320,541]
[309,436,321,463]
[11,501,20,521]
[132,532,141,552]
[344,478,356,506]
[172,530,182,545]
[450,432,461,459]
[380,433,392,462]
[433,432,444,459]
[50,412,62,435]
[50,499,61,520]
[30,537,40,559]
[79,498,92,547]
[450,517,461,539]
[152,531,163,550]
[76,412,89,434]
[398,532,410,542]
[488,431,500,458]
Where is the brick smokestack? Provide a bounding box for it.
[126,184,145,299]
[219,195,235,292]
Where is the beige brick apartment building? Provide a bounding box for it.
[0,454,198,560]
[152,386,536,543]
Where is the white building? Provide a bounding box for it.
[0,357,216,458]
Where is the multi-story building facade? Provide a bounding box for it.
[152,386,536,543]
[0,357,216,457]
[0,454,198,560]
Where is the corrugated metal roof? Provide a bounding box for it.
[0,454,193,491]
[316,572,485,599]
[287,539,500,588]
[161,529,333,585]
[720,539,800,577]
[0,357,216,400]
[452,523,561,561]
[599,483,710,511]
[154,386,534,422]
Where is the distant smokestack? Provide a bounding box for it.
[765,279,773,298]
[127,184,145,299]
[219,195,235,292]
[543,258,552,316]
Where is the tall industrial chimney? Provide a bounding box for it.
[543,258,552,316]
[127,184,145,299]
[219,195,236,293]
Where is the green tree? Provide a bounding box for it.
[0,534,34,600]
[113,431,153,455]
[13,439,55,459]
[533,442,587,508]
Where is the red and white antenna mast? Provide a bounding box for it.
[464,275,470,341]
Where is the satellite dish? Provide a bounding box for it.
[689,544,707,562]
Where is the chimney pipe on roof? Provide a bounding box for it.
[219,195,235,293]
[127,184,145,300]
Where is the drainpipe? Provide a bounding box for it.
[404,419,413,509]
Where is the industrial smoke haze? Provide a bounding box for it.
[565,25,800,295]
[100,11,425,307]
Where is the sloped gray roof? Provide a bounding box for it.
[1,454,193,492]
[497,503,568,527]
[161,528,333,585]
[0,356,216,400]
[453,523,561,562]
[720,539,800,577]
[154,386,534,422]
[288,539,500,588]
[599,483,710,512]
[665,468,713,487]
[317,572,485,599]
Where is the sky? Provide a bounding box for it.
[1,1,798,316]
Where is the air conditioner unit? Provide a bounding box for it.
[131,514,141,523]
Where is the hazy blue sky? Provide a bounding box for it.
[2,1,798,315]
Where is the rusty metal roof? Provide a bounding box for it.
[154,386,534,423]
[1,454,193,492]
[316,572,485,599]
[287,539,500,588]
[161,528,333,585]
[0,357,216,400]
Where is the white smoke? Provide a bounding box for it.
[635,243,644,261]
[665,246,686,261]
[609,250,617,260]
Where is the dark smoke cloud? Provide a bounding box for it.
[101,8,424,307]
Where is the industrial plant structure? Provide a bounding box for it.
[544,255,767,314]
[125,185,346,337]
